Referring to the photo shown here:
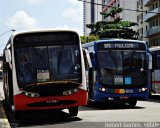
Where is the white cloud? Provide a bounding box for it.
[62,8,78,19]
[68,0,80,5]
[61,0,83,35]
[21,0,43,5]
[7,10,38,30]
[51,25,70,29]
[62,0,83,24]
[49,25,83,36]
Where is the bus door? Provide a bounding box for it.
[83,49,93,99]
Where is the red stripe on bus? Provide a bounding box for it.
[152,81,160,84]
[14,89,87,111]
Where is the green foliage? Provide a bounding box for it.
[101,7,123,18]
[86,7,138,39]
[80,35,99,44]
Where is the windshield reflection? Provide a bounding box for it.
[98,50,147,86]
[15,45,81,85]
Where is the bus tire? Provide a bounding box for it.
[4,84,14,111]
[68,106,78,116]
[3,85,10,108]
[87,99,94,107]
[128,100,137,108]
[13,111,22,119]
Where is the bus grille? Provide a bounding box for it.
[28,100,76,107]
[24,83,79,97]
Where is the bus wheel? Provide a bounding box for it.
[68,106,78,116]
[13,111,22,119]
[87,99,94,107]
[4,85,10,108]
[128,100,137,108]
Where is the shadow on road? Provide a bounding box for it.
[148,95,160,103]
[79,101,145,111]
[1,100,82,128]
[16,110,81,127]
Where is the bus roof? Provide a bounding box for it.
[82,39,146,48]
[149,46,160,52]
[4,29,80,50]
[11,29,79,37]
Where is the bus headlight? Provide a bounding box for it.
[142,88,147,92]
[101,88,106,92]
[139,88,148,92]
[22,91,40,98]
[63,87,80,96]
[99,88,106,92]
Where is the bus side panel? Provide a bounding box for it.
[14,89,87,111]
[152,70,160,93]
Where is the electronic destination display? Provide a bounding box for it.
[97,41,146,51]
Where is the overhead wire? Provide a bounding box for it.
[77,0,160,14]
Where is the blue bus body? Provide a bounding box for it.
[83,39,150,106]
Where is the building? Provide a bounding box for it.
[102,0,137,31]
[83,0,102,36]
[83,0,138,36]
[144,0,160,47]
[83,0,151,44]
[137,0,148,43]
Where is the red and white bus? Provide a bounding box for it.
[149,46,160,96]
[3,29,87,116]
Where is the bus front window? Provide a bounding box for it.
[98,50,147,87]
[48,45,81,81]
[15,45,81,85]
[15,47,49,83]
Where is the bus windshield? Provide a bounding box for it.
[98,50,147,87]
[15,45,81,85]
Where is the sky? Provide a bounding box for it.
[0,0,83,54]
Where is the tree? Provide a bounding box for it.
[86,7,139,39]
[80,34,99,44]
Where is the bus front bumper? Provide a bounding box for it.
[93,89,149,102]
[14,89,87,111]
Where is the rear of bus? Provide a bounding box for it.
[9,30,87,116]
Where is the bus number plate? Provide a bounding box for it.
[46,99,58,103]
[125,89,133,93]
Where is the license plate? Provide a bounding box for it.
[46,99,58,103]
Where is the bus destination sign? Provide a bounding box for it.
[104,43,139,49]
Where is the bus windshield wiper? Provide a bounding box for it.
[35,80,81,85]
[57,46,64,73]
[20,80,81,90]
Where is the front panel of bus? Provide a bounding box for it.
[12,31,87,111]
[95,41,149,101]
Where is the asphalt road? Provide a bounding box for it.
[0,81,160,128]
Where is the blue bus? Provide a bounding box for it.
[83,39,152,107]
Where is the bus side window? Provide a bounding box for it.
[151,52,156,70]
[83,49,92,69]
[157,51,160,69]
[89,52,94,60]
[0,70,2,81]
[89,52,94,67]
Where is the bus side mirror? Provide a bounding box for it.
[83,49,92,69]
[148,53,152,70]
[5,49,12,69]
[5,49,11,63]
